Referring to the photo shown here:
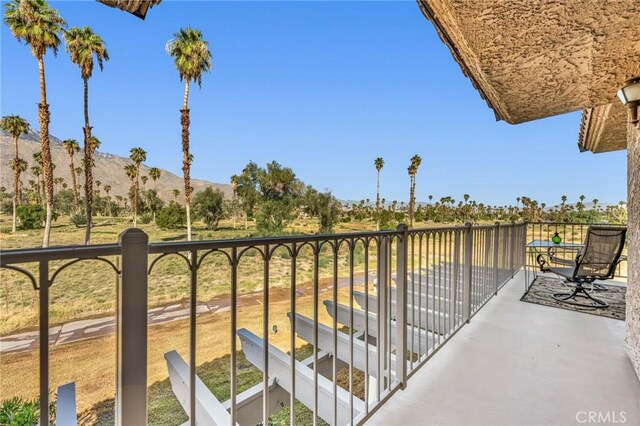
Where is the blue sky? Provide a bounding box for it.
[1,1,627,206]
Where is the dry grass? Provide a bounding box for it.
[0,282,364,422]
[0,215,387,335]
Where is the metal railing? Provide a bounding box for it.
[0,222,527,426]
[526,222,628,278]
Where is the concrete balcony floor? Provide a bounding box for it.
[369,271,640,426]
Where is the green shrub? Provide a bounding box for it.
[70,213,87,228]
[1,199,12,215]
[16,204,46,230]
[156,202,186,230]
[140,212,153,224]
[0,397,38,425]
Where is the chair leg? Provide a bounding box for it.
[552,283,609,308]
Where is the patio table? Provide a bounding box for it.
[524,240,584,292]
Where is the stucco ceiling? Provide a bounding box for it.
[578,104,629,153]
[98,0,161,19]
[418,0,640,130]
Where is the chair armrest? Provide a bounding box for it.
[536,247,578,271]
[547,246,579,266]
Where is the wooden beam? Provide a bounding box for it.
[220,352,336,426]
[165,350,236,426]
[288,313,391,380]
[353,291,452,335]
[323,300,436,353]
[239,328,364,426]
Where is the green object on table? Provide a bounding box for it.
[552,232,562,244]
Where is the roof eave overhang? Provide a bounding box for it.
[417,0,509,123]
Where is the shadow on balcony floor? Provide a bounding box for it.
[369,270,640,426]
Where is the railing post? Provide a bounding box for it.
[510,221,516,277]
[493,222,500,295]
[378,234,389,391]
[395,224,408,388]
[116,228,149,425]
[463,223,473,323]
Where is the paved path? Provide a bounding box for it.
[0,275,371,355]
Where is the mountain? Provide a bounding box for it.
[0,130,231,202]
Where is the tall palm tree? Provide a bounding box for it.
[103,184,112,216]
[373,157,384,230]
[5,0,66,247]
[230,175,238,229]
[62,139,80,212]
[30,166,42,205]
[11,157,28,215]
[408,154,422,227]
[1,115,30,232]
[79,135,101,241]
[149,167,161,191]
[167,27,212,241]
[129,147,147,227]
[32,152,44,206]
[64,26,108,244]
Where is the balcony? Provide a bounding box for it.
[369,271,640,425]
[0,222,636,425]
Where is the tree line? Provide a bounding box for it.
[2,1,627,245]
[3,0,212,246]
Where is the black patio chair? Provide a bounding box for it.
[536,226,627,308]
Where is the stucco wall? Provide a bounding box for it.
[627,118,640,379]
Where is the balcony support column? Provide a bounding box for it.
[463,223,473,323]
[116,228,149,425]
[395,224,408,388]
[626,117,640,379]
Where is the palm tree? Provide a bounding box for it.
[11,157,28,211]
[30,166,42,205]
[167,27,212,241]
[103,184,112,216]
[64,27,108,243]
[141,175,148,191]
[149,167,161,191]
[79,135,101,241]
[173,189,180,201]
[124,164,136,180]
[32,151,44,205]
[53,177,64,192]
[373,157,384,230]
[5,0,66,247]
[230,175,238,229]
[62,139,80,212]
[0,115,30,232]
[129,147,146,227]
[408,154,422,227]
